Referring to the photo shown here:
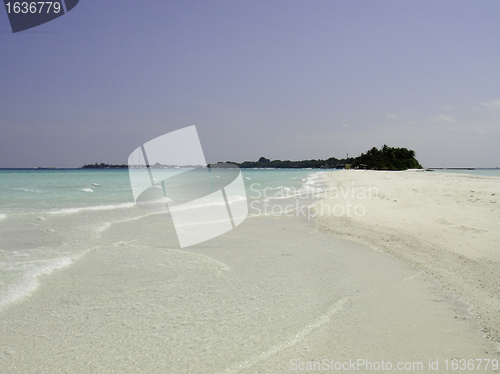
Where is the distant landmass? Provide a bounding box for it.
[81,146,422,171]
[82,163,128,169]
[81,157,355,169]
[224,156,355,169]
[350,145,422,170]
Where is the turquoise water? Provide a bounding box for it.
[0,169,134,214]
[0,169,324,214]
[3,166,498,311]
[0,168,325,310]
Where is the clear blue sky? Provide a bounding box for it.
[1,0,499,168]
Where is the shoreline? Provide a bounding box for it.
[314,170,500,342]
[1,211,497,372]
[1,169,499,372]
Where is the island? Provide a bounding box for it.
[224,156,355,169]
[82,163,128,169]
[81,145,422,171]
[81,157,355,169]
[349,145,422,170]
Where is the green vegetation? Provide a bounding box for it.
[82,163,128,169]
[228,156,355,169]
[81,146,421,171]
[82,156,354,169]
[350,145,422,170]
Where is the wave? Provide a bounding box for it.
[0,214,6,220]
[12,187,43,193]
[48,202,135,215]
[91,210,169,237]
[0,256,73,311]
[79,188,93,192]
[304,171,326,185]
[303,185,325,193]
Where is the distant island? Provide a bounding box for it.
[225,145,422,170]
[82,163,128,169]
[224,156,355,169]
[81,145,422,171]
[81,157,355,169]
[350,145,422,170]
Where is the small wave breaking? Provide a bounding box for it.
[48,202,135,215]
[0,256,73,311]
[12,187,44,193]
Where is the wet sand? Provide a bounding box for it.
[315,170,500,344]
[1,203,498,373]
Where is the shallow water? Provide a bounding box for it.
[0,168,326,311]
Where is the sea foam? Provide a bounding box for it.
[12,187,43,193]
[0,256,73,311]
[48,202,135,215]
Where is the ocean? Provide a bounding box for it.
[0,168,327,311]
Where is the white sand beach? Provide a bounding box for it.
[1,170,500,373]
[315,170,500,343]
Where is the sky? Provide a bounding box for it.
[1,0,499,168]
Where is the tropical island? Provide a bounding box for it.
[82,157,354,170]
[349,145,422,170]
[82,163,128,169]
[81,145,423,171]
[225,156,355,169]
[224,145,422,170]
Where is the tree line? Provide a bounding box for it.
[81,145,423,171]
